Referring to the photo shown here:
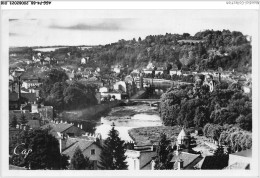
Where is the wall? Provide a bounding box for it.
[125,150,141,170]
[83,144,102,169]
[63,125,85,137]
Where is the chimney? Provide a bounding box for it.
[59,135,67,153]
[218,73,221,82]
[18,76,21,108]
[177,159,184,170]
[151,160,155,170]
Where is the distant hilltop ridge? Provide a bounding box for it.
[9,29,251,73]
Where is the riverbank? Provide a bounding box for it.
[60,100,121,121]
[95,104,162,141]
[105,104,159,120]
[128,126,193,146]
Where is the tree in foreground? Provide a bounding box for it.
[154,133,172,170]
[10,128,69,170]
[70,147,91,170]
[99,123,128,170]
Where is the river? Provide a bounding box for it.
[69,104,162,142]
[95,104,162,142]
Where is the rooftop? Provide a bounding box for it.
[140,150,157,170]
[41,122,74,133]
[177,128,188,140]
[170,152,201,169]
[23,80,41,84]
[27,120,41,129]
[224,162,250,170]
[62,138,97,158]
[194,155,229,169]
[231,149,252,158]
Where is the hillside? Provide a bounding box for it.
[9,29,251,73]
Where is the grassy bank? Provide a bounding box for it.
[128,126,193,146]
[105,104,159,120]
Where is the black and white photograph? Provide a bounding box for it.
[0,1,259,177]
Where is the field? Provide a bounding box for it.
[128,126,193,146]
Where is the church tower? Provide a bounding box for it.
[177,127,190,149]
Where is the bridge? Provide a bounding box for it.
[129,99,160,102]
[127,98,160,106]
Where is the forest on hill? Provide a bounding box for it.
[10,29,251,74]
[81,29,251,73]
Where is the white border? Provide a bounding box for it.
[1,1,259,177]
[1,1,259,10]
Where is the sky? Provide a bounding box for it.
[8,10,256,47]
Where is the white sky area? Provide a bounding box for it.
[9,10,256,47]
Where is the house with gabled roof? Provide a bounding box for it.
[170,150,202,170]
[61,137,102,170]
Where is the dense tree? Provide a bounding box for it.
[40,69,68,98]
[10,115,18,128]
[236,114,252,131]
[9,128,69,170]
[99,123,128,170]
[45,82,67,111]
[214,145,225,156]
[218,126,252,153]
[20,114,27,125]
[63,83,97,110]
[194,106,210,127]
[154,133,172,170]
[159,91,182,126]
[177,98,202,127]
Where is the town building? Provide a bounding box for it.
[61,137,102,169]
[27,119,41,129]
[41,122,85,138]
[170,67,178,75]
[100,91,127,100]
[125,145,157,170]
[9,92,37,110]
[154,67,164,75]
[22,80,42,89]
[170,148,202,170]
[177,128,190,149]
[99,86,109,93]
[81,57,86,64]
[113,81,127,93]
